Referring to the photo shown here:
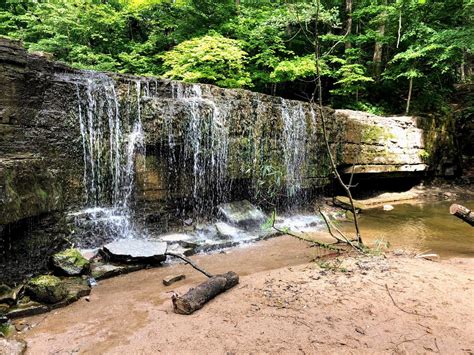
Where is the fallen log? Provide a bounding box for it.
[172,271,239,315]
[449,204,474,226]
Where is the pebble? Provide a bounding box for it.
[163,274,186,286]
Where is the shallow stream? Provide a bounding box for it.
[339,199,474,258]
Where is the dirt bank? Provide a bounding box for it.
[13,236,474,354]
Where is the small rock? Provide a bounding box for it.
[217,200,267,227]
[383,204,394,211]
[85,297,90,302]
[14,321,29,332]
[166,244,194,257]
[87,278,97,287]
[0,338,27,355]
[355,326,366,335]
[52,248,90,276]
[102,239,167,264]
[215,222,244,239]
[183,218,193,226]
[25,275,68,304]
[163,274,186,286]
[78,248,100,261]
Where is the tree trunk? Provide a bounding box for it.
[450,204,474,226]
[460,50,466,82]
[373,0,387,78]
[406,76,413,114]
[345,0,353,50]
[172,272,239,315]
[396,10,402,48]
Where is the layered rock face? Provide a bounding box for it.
[336,110,427,174]
[0,38,429,226]
[0,38,429,281]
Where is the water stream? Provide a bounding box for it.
[281,99,307,198]
[170,83,230,214]
[338,199,474,258]
[63,73,146,247]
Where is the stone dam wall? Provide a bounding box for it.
[0,38,429,227]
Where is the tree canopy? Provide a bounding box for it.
[1,0,472,113]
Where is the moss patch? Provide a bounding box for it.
[26,275,68,304]
[52,248,90,276]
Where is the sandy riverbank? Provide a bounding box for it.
[10,235,474,354]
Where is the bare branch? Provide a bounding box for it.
[165,252,213,278]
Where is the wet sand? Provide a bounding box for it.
[15,235,474,354]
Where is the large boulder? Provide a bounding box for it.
[217,200,267,227]
[102,239,167,264]
[25,275,68,304]
[51,248,90,276]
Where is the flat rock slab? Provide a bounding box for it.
[90,262,145,280]
[7,301,49,319]
[217,200,267,227]
[102,239,167,264]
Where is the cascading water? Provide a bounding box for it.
[63,72,146,247]
[281,99,307,198]
[67,76,319,247]
[169,82,230,215]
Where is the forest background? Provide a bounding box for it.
[1,0,472,114]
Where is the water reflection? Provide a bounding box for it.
[340,200,474,257]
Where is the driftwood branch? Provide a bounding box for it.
[318,208,364,253]
[385,284,435,318]
[165,252,213,278]
[172,272,239,315]
[449,204,474,226]
[270,211,344,252]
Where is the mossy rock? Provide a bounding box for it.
[25,275,67,304]
[52,248,90,276]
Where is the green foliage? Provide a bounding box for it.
[271,55,331,82]
[0,0,471,112]
[250,163,284,205]
[161,32,251,88]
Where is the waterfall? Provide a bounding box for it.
[62,72,146,247]
[169,82,230,215]
[281,99,307,198]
